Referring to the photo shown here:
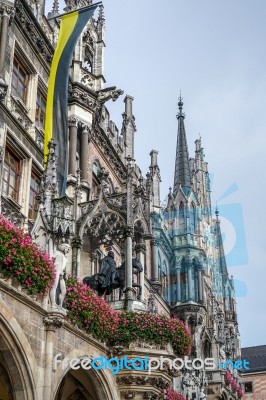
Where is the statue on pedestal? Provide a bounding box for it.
[99,250,117,292]
[83,254,143,299]
[199,388,207,399]
[50,242,70,309]
[182,372,193,399]
[219,345,226,363]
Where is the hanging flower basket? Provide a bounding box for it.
[65,276,191,355]
[0,216,55,294]
[162,388,186,400]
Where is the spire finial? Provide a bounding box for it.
[215,203,219,219]
[173,95,191,195]
[52,0,59,15]
[97,4,105,26]
[177,91,184,119]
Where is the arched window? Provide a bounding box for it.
[191,202,196,232]
[159,257,168,301]
[92,160,101,177]
[106,178,114,195]
[179,201,184,217]
[203,339,211,358]
[179,201,185,234]
[91,160,101,199]
[83,47,93,72]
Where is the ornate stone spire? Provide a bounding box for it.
[37,139,58,213]
[64,0,92,12]
[97,3,105,28]
[215,207,228,279]
[52,0,59,15]
[173,95,192,195]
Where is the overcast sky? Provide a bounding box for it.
[46,0,266,347]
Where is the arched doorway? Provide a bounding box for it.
[0,356,13,400]
[54,367,115,400]
[0,304,36,400]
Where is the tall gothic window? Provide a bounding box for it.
[191,202,196,232]
[91,160,101,199]
[28,173,40,220]
[2,149,21,201]
[11,57,29,102]
[158,255,168,300]
[35,90,46,129]
[83,47,93,72]
[179,201,185,233]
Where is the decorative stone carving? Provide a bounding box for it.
[83,27,94,47]
[0,2,15,20]
[15,1,52,63]
[1,196,26,228]
[10,97,32,131]
[64,0,92,12]
[43,312,65,331]
[52,196,74,241]
[35,129,44,151]
[219,345,226,363]
[0,78,8,101]
[121,391,136,399]
[68,116,78,128]
[97,87,124,104]
[87,212,125,244]
[147,293,158,314]
[143,393,160,400]
[81,72,94,88]
[182,371,207,399]
[122,112,136,132]
[116,376,168,389]
[37,139,58,207]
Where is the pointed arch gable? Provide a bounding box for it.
[77,190,126,241]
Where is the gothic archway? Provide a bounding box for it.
[54,364,117,400]
[0,301,37,400]
[54,369,100,400]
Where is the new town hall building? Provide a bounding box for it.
[0,0,243,399]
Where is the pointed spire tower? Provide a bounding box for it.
[52,0,59,15]
[173,96,192,196]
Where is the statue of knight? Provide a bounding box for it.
[50,242,70,309]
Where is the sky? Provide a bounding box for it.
[45,0,266,347]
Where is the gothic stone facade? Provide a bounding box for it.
[0,0,242,399]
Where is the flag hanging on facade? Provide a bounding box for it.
[44,4,98,196]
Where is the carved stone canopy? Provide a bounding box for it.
[76,169,151,245]
[77,186,127,245]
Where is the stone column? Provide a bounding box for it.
[187,265,193,301]
[176,267,181,302]
[71,236,82,276]
[90,251,97,276]
[151,238,159,281]
[68,117,78,176]
[124,227,134,311]
[80,124,90,181]
[0,11,9,75]
[0,5,13,100]
[150,239,162,294]
[198,269,203,303]
[135,241,146,302]
[43,312,65,400]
